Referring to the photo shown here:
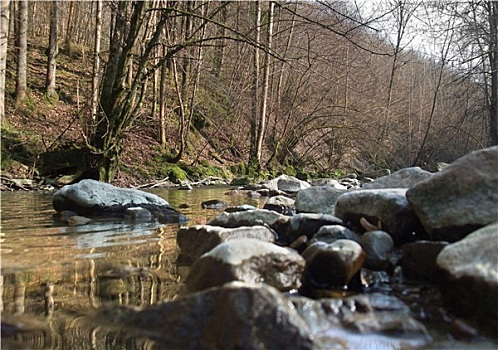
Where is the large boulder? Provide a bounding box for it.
[406,146,498,242]
[294,185,348,215]
[177,225,277,264]
[362,167,433,189]
[52,179,187,223]
[282,213,344,245]
[185,238,305,293]
[436,222,498,335]
[334,188,426,245]
[98,282,316,349]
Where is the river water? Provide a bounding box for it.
[1,187,263,349]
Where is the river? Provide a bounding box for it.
[1,187,263,349]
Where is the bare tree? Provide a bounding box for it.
[91,0,102,121]
[0,0,9,126]
[15,0,27,103]
[46,0,58,100]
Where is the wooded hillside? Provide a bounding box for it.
[1,1,496,185]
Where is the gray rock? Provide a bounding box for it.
[310,178,348,189]
[177,225,277,264]
[436,222,498,335]
[207,209,290,238]
[359,230,394,271]
[185,239,305,292]
[295,185,348,215]
[52,179,186,223]
[399,241,448,282]
[263,195,295,215]
[362,167,433,189]
[301,239,365,289]
[309,225,361,245]
[264,174,311,192]
[291,293,432,349]
[201,199,228,209]
[335,188,426,245]
[224,204,257,213]
[124,207,152,222]
[407,146,498,242]
[99,282,316,349]
[282,213,344,245]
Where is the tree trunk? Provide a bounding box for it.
[255,1,274,167]
[15,0,27,103]
[91,0,102,121]
[0,0,9,126]
[488,1,498,146]
[64,1,75,56]
[248,1,261,169]
[46,0,58,100]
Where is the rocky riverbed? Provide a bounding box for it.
[8,146,496,349]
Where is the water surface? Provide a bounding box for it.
[1,187,263,348]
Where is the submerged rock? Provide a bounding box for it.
[99,282,316,349]
[52,179,187,223]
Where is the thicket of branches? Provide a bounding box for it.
[1,1,495,181]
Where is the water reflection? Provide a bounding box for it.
[1,187,264,348]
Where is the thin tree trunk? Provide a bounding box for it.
[64,1,75,55]
[159,44,167,146]
[248,0,261,168]
[255,1,274,166]
[91,0,102,121]
[488,1,498,146]
[15,0,27,103]
[46,0,58,99]
[0,0,9,126]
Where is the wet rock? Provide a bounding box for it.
[185,238,305,293]
[436,221,498,335]
[201,199,228,209]
[264,174,311,193]
[52,179,187,223]
[66,215,93,226]
[177,225,277,264]
[362,167,433,189]
[295,185,348,215]
[335,188,426,245]
[207,209,290,238]
[124,207,152,222]
[263,195,295,215]
[359,230,394,271]
[309,225,361,245]
[224,204,257,213]
[100,282,316,349]
[407,146,498,242]
[282,213,344,246]
[301,240,365,289]
[399,241,448,282]
[291,293,432,349]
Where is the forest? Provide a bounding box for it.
[0,0,497,185]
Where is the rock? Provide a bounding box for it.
[185,238,305,293]
[362,167,433,189]
[291,293,432,349]
[264,174,311,192]
[309,225,361,245]
[124,207,152,222]
[407,146,498,242]
[177,225,277,264]
[310,178,348,190]
[263,195,295,215]
[207,209,290,238]
[399,241,448,282]
[281,213,344,246]
[295,185,348,215]
[335,188,426,245]
[301,240,365,290]
[224,204,257,213]
[201,199,228,209]
[436,222,498,335]
[52,179,187,223]
[99,282,316,349]
[66,215,93,226]
[359,230,394,271]
[361,168,391,179]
